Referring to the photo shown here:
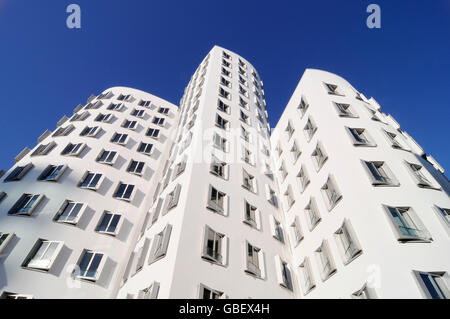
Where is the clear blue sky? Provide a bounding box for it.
[0,0,448,173]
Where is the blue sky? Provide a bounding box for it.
[0,0,448,173]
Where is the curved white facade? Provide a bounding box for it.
[0,47,449,299]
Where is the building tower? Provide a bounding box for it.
[270,69,450,299]
[0,88,178,298]
[118,46,293,299]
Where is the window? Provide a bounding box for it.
[4,163,33,182]
[173,157,187,179]
[285,121,294,139]
[222,51,231,60]
[334,103,356,117]
[148,224,172,264]
[315,240,337,281]
[298,96,309,117]
[71,111,90,121]
[31,142,56,156]
[23,239,63,271]
[321,176,342,210]
[366,106,383,122]
[217,99,230,114]
[122,120,137,130]
[383,205,432,242]
[222,59,230,68]
[242,169,257,193]
[97,91,112,99]
[311,143,328,171]
[304,117,317,141]
[284,185,295,210]
[297,165,310,192]
[61,143,85,157]
[240,110,251,125]
[79,172,103,190]
[111,133,128,145]
[1,292,33,299]
[200,284,223,299]
[113,183,135,201]
[266,185,278,207]
[97,150,118,165]
[291,217,303,245]
[239,85,248,97]
[241,126,251,142]
[325,83,341,95]
[413,271,450,299]
[219,87,230,100]
[96,212,122,235]
[152,117,165,126]
[362,161,398,186]
[243,201,258,229]
[138,142,153,155]
[0,232,14,255]
[138,100,151,107]
[9,194,44,216]
[95,113,112,123]
[242,147,254,165]
[207,185,227,215]
[213,133,228,152]
[271,216,285,243]
[131,109,145,118]
[239,67,247,77]
[37,164,67,182]
[164,184,181,212]
[202,225,225,265]
[139,282,160,299]
[305,198,321,230]
[405,162,435,189]
[215,114,229,130]
[352,284,377,299]
[127,160,145,175]
[221,67,231,77]
[220,77,231,88]
[0,192,5,203]
[279,161,288,181]
[239,75,247,86]
[76,250,105,281]
[245,242,262,278]
[53,124,75,137]
[434,205,450,230]
[299,258,315,295]
[107,103,123,111]
[346,127,374,146]
[146,128,160,139]
[383,130,407,150]
[277,257,293,291]
[210,155,227,179]
[158,107,169,115]
[334,219,363,264]
[290,141,301,163]
[54,200,85,225]
[239,97,249,109]
[80,126,100,138]
[238,58,246,68]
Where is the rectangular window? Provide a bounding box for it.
[54,200,85,225]
[113,183,135,201]
[138,142,153,155]
[138,100,151,107]
[334,219,362,264]
[325,83,341,95]
[384,130,407,150]
[321,176,342,210]
[245,242,262,278]
[271,216,284,243]
[61,143,85,157]
[146,128,160,139]
[239,97,249,109]
[304,117,317,141]
[79,172,103,190]
[334,103,356,117]
[80,126,100,137]
[76,250,105,281]
[148,224,172,264]
[107,103,123,111]
[434,205,450,230]
[315,240,337,281]
[31,142,56,156]
[131,109,145,118]
[96,212,122,235]
[213,133,228,152]
[299,257,315,295]
[71,111,90,121]
[127,160,145,175]
[139,282,160,299]
[291,217,303,245]
[165,184,181,212]
[152,117,165,126]
[118,94,132,101]
[298,96,309,117]
[207,185,227,215]
[363,160,398,186]
[217,99,230,114]
[210,156,227,179]
[122,120,137,130]
[305,198,321,230]
[311,143,328,171]
[53,124,75,137]
[0,232,14,255]
[290,141,301,163]
[242,147,254,165]
[405,162,435,188]
[284,185,295,210]
[95,113,113,123]
[242,169,256,193]
[23,239,63,271]
[202,225,225,265]
[278,258,293,291]
[215,114,229,130]
[383,205,432,242]
[220,77,231,88]
[219,87,230,100]
[285,121,294,139]
[266,185,278,207]
[4,163,33,182]
[37,164,67,182]
[240,110,251,125]
[414,271,450,299]
[97,150,118,165]
[200,284,223,299]
[158,107,169,115]
[297,165,310,192]
[347,127,374,146]
[243,201,258,229]
[111,133,128,145]
[9,194,44,216]
[279,161,288,181]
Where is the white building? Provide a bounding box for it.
[0,46,449,299]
